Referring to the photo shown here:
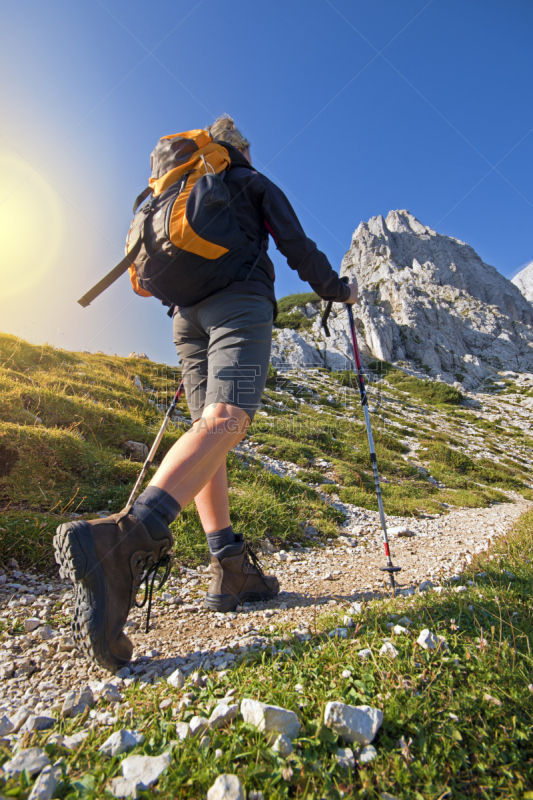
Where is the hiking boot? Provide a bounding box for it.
[204,534,279,612]
[53,510,172,672]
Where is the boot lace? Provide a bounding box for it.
[243,544,265,577]
[135,553,172,633]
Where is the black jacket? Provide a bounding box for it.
[220,143,350,305]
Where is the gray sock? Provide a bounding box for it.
[131,486,180,540]
[206,525,236,554]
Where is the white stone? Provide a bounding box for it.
[241,698,301,741]
[24,618,41,632]
[23,715,55,732]
[0,715,14,736]
[358,744,378,763]
[61,687,94,718]
[108,777,140,799]
[324,702,383,745]
[379,642,398,658]
[189,716,210,736]
[208,703,238,730]
[336,747,355,769]
[2,747,50,776]
[166,667,185,689]
[9,706,31,732]
[62,731,89,750]
[28,765,57,800]
[207,774,245,800]
[36,626,56,641]
[417,629,439,651]
[272,733,293,757]
[392,625,409,636]
[175,721,190,741]
[121,753,171,788]
[388,526,413,537]
[99,729,144,757]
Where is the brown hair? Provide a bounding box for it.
[207,114,250,152]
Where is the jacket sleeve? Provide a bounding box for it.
[259,174,351,303]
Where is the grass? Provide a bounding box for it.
[1,331,532,568]
[2,511,532,798]
[274,292,321,332]
[386,370,464,406]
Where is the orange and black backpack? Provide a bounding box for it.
[78,129,263,309]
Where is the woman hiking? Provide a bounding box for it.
[54,115,359,672]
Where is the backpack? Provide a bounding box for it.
[78,129,263,309]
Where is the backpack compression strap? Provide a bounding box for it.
[77,236,143,308]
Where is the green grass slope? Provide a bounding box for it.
[1,332,532,571]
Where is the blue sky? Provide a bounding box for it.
[1,0,532,364]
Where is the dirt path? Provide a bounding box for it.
[0,497,529,731]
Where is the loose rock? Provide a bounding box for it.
[99,729,145,757]
[241,699,301,741]
[324,702,383,745]
[189,716,210,736]
[28,765,57,800]
[358,744,378,763]
[336,747,355,769]
[121,753,171,788]
[2,747,50,777]
[207,774,245,800]
[108,777,141,799]
[208,703,239,730]
[417,629,440,651]
[167,668,185,689]
[0,716,14,736]
[272,733,294,757]
[62,731,89,750]
[379,642,398,658]
[175,721,190,741]
[23,715,55,733]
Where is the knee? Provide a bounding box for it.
[199,403,250,444]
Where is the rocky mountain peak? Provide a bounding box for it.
[512,261,533,304]
[271,211,533,390]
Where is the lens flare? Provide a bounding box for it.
[0,153,64,298]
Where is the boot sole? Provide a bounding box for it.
[53,522,129,672]
[204,588,279,613]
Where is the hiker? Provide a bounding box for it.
[55,115,359,672]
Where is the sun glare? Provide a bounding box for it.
[0,153,63,299]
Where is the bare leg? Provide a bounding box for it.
[194,462,231,534]
[149,402,248,511]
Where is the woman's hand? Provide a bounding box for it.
[345,281,359,304]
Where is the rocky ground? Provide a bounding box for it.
[1,492,528,752]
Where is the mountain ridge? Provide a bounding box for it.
[272,210,533,390]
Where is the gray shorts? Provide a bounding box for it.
[173,292,274,422]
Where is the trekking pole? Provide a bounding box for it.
[321,292,401,593]
[125,379,184,509]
